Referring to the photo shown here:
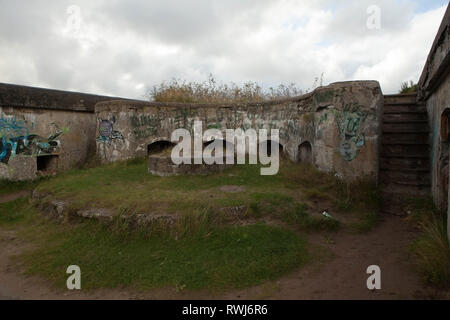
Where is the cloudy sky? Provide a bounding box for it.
[0,0,448,99]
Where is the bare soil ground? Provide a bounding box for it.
[0,201,447,300]
[0,191,31,204]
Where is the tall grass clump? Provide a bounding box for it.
[408,197,450,289]
[146,74,306,104]
[399,80,417,94]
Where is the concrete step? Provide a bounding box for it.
[383,104,426,114]
[381,199,409,215]
[380,144,429,157]
[381,183,430,196]
[381,132,429,145]
[380,187,430,215]
[384,94,417,105]
[382,122,429,133]
[380,175,430,187]
[381,93,430,216]
[383,113,428,122]
[380,198,410,216]
[380,156,429,171]
[379,169,430,185]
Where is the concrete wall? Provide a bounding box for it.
[418,4,449,239]
[95,80,383,181]
[0,83,125,180]
[423,73,450,209]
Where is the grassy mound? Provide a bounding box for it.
[1,198,307,290]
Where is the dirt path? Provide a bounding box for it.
[224,215,446,300]
[0,210,447,300]
[0,190,31,204]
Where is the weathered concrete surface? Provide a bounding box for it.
[0,83,130,179]
[96,81,383,181]
[418,4,450,240]
[148,154,231,176]
[0,107,96,172]
[0,82,126,112]
[0,156,36,181]
[424,73,450,210]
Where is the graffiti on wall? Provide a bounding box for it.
[98,117,124,142]
[0,115,65,164]
[334,104,367,161]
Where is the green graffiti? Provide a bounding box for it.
[130,114,160,139]
[319,113,328,124]
[207,123,221,130]
[333,103,367,161]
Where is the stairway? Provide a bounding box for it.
[379,93,431,215]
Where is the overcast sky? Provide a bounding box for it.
[0,0,448,99]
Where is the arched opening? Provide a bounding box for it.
[203,139,235,162]
[440,109,450,212]
[298,141,312,164]
[147,140,175,156]
[441,109,450,142]
[259,140,283,157]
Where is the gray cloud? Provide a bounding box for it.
[0,0,447,98]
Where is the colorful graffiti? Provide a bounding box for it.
[0,115,64,164]
[98,117,124,142]
[334,104,367,161]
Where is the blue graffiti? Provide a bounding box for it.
[0,115,63,164]
[98,117,123,142]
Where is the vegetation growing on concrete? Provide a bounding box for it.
[147,74,307,103]
[399,80,418,94]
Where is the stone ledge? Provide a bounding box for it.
[148,154,233,176]
[31,190,254,228]
[31,190,178,226]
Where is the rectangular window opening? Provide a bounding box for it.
[36,155,59,172]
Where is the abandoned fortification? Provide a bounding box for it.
[0,6,449,237]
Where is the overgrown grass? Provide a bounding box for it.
[283,163,381,231]
[282,203,340,232]
[2,198,308,290]
[34,158,380,233]
[0,197,33,226]
[0,179,43,196]
[0,157,386,291]
[407,197,450,289]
